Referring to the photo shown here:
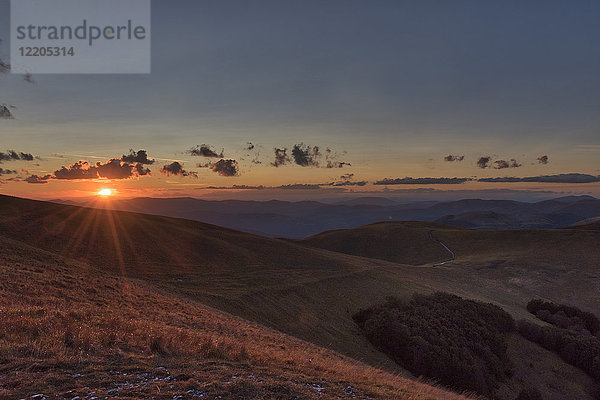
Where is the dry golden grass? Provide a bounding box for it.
[1,195,599,399]
[0,236,470,399]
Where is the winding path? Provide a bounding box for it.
[428,230,455,266]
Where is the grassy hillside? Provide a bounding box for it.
[0,233,465,399]
[301,221,600,312]
[299,221,451,265]
[2,195,599,398]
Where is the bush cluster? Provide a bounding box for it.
[353,292,515,396]
[518,320,600,381]
[527,299,600,337]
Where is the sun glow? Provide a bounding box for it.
[97,188,114,197]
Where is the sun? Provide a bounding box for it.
[97,188,114,197]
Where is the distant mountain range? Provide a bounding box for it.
[53,195,600,238]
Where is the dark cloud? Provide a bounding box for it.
[444,155,465,162]
[244,142,261,164]
[0,104,14,119]
[477,156,491,169]
[326,161,351,168]
[25,174,51,184]
[24,73,35,84]
[95,159,139,179]
[494,159,521,169]
[0,168,17,176]
[0,150,34,162]
[537,155,549,165]
[272,148,290,167]
[327,173,368,187]
[54,161,98,180]
[478,173,600,183]
[160,162,198,178]
[54,159,151,180]
[1,40,31,83]
[324,148,350,169]
[375,177,470,185]
[122,149,155,165]
[0,60,9,74]
[328,180,367,187]
[200,159,239,177]
[187,144,224,158]
[271,145,350,168]
[291,143,320,167]
[0,40,9,73]
[134,163,152,176]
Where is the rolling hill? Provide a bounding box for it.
[2,194,600,399]
[0,195,465,399]
[0,234,464,400]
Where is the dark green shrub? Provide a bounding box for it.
[517,319,600,381]
[526,299,599,335]
[354,292,515,396]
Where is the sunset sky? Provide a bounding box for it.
[1,0,599,201]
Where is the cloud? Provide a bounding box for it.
[243,142,262,164]
[537,155,549,165]
[134,163,152,176]
[0,150,35,162]
[478,174,600,183]
[0,60,9,74]
[0,105,14,119]
[494,159,522,169]
[95,159,141,179]
[272,148,290,167]
[187,144,224,158]
[54,161,99,180]
[374,177,471,185]
[200,159,239,177]
[328,180,367,187]
[444,155,465,162]
[54,159,152,180]
[0,168,17,176]
[291,143,321,167]
[25,174,51,184]
[477,156,491,169]
[0,40,9,73]
[206,184,265,190]
[271,145,350,168]
[160,162,197,178]
[326,161,351,168]
[324,147,350,168]
[122,149,155,164]
[327,173,368,186]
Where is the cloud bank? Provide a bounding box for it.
[478,173,600,183]
[375,177,471,185]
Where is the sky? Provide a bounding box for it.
[0,0,599,201]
